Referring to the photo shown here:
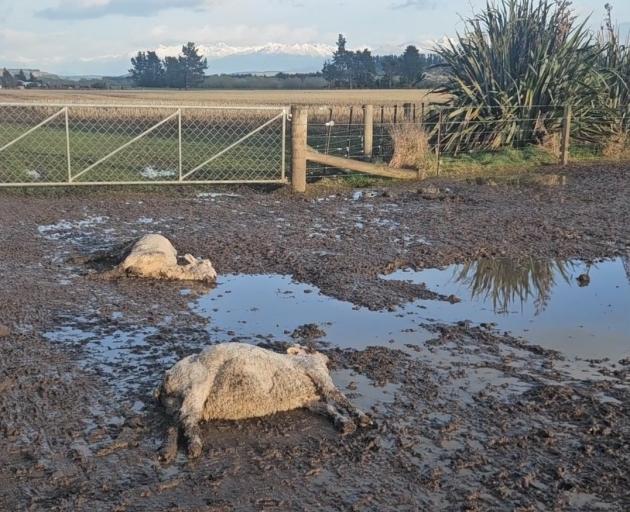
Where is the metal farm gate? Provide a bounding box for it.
[0,103,287,186]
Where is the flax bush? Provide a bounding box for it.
[431,0,611,154]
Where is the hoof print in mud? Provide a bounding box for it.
[157,343,370,456]
[159,427,180,463]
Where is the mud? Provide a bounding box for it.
[0,163,629,511]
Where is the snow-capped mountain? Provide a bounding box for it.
[24,40,441,77]
[154,42,335,60]
[149,43,335,74]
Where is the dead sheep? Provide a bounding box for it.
[111,233,217,283]
[156,343,371,458]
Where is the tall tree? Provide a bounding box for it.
[144,51,165,87]
[130,51,148,85]
[351,49,376,88]
[164,56,185,88]
[323,34,353,87]
[130,51,165,87]
[15,69,27,82]
[179,42,208,89]
[378,55,401,88]
[400,45,423,86]
[1,69,16,88]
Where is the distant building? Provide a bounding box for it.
[15,80,41,89]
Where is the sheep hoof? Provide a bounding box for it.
[357,413,373,428]
[187,436,203,458]
[335,416,357,435]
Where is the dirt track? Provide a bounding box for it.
[0,164,629,511]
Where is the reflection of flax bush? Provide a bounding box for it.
[430,0,611,154]
[454,258,571,314]
[623,257,630,285]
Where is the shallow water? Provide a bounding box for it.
[193,258,630,362]
[191,274,433,350]
[43,258,628,400]
[384,257,630,361]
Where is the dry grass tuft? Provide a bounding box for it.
[602,133,629,159]
[388,123,435,177]
[538,132,562,159]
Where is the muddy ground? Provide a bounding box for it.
[0,163,628,511]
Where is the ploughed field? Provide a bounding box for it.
[0,163,629,511]
[0,88,442,107]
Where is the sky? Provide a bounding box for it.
[0,0,629,76]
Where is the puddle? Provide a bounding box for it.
[192,274,433,350]
[26,169,43,180]
[44,324,177,393]
[44,259,628,402]
[384,257,630,361]
[140,167,176,179]
[332,369,399,413]
[197,192,242,199]
[38,216,109,242]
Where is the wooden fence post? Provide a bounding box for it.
[291,105,308,193]
[363,104,374,159]
[436,110,443,176]
[561,105,572,166]
[346,106,354,158]
[403,103,413,121]
[325,107,333,155]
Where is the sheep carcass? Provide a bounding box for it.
[116,233,216,283]
[157,343,371,457]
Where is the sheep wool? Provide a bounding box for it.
[158,343,371,457]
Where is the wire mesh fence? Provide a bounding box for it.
[305,103,630,179]
[1,101,628,186]
[0,103,288,186]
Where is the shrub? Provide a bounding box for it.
[431,0,609,154]
[596,4,630,146]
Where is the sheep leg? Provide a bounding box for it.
[307,402,356,435]
[181,416,203,458]
[179,393,207,458]
[310,374,372,427]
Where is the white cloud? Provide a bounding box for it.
[148,23,321,46]
[391,0,436,10]
[37,0,216,20]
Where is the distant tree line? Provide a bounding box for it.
[322,34,442,88]
[130,42,208,88]
[128,37,440,90]
[1,68,43,88]
[202,73,327,90]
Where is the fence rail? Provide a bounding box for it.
[301,102,630,186]
[0,103,288,186]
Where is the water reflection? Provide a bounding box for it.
[384,258,630,360]
[453,258,573,314]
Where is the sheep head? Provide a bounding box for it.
[287,344,329,367]
[179,254,218,283]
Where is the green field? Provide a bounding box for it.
[0,118,285,184]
